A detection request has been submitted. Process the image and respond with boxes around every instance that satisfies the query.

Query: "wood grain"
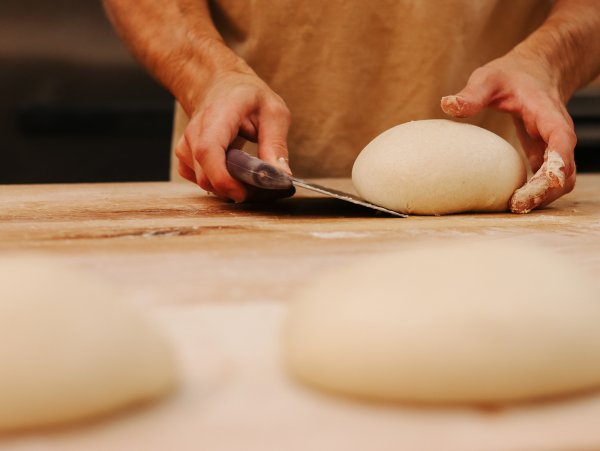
[1,176,600,450]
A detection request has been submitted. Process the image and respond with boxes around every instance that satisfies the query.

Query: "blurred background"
[1,0,599,184]
[0,0,173,184]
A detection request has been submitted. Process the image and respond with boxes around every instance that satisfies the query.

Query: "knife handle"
[226,148,293,190]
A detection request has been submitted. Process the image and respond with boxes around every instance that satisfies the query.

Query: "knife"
[225,148,406,217]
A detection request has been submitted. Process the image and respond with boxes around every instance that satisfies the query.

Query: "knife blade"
[226,149,407,218]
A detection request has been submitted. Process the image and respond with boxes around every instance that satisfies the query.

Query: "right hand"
[176,71,292,203]
[441,52,577,214]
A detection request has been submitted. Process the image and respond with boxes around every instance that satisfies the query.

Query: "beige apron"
[171,0,551,181]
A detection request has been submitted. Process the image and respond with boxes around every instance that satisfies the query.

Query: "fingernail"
[442,95,464,106]
[510,199,532,214]
[229,191,245,204]
[510,186,543,214]
[277,157,292,174]
[440,95,466,117]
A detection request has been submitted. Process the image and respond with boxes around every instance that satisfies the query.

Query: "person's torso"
[175,0,552,178]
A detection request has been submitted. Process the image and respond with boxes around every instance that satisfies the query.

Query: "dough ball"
[284,241,600,404]
[351,120,527,215]
[0,256,177,431]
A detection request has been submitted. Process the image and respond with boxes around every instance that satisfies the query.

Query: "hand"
[441,52,577,213]
[176,70,292,203]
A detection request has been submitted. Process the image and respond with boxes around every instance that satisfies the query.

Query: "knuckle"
[195,171,213,192]
[177,165,188,177]
[190,142,211,163]
[202,103,217,117]
[268,140,288,154]
[183,123,210,157]
[175,136,191,161]
[470,66,498,85]
[280,107,292,123]
[211,176,244,202]
[470,66,490,79]
[178,166,195,183]
[565,127,577,146]
[263,99,290,118]
[198,180,212,192]
[174,146,186,160]
[211,177,233,194]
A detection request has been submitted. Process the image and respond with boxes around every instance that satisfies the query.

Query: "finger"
[441,68,499,118]
[539,172,576,207]
[516,99,576,176]
[257,102,292,174]
[512,117,545,172]
[194,164,215,194]
[192,145,246,202]
[186,111,248,203]
[535,112,577,180]
[509,99,577,213]
[175,134,215,193]
[177,161,196,183]
[230,136,247,151]
[509,150,575,214]
[535,171,576,209]
[510,166,576,213]
[174,136,194,168]
[239,117,259,142]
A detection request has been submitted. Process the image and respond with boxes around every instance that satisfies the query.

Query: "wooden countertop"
[2,176,600,451]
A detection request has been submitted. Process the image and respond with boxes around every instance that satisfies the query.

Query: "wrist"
[166,37,254,115]
[506,44,564,98]
[512,38,575,103]
[509,1,600,102]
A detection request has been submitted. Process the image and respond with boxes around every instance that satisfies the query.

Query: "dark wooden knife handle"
[226,148,293,190]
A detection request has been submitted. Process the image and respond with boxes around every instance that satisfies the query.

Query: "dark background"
[1,1,599,184]
[0,0,173,184]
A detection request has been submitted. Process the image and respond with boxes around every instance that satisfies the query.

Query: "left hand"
[441,52,577,213]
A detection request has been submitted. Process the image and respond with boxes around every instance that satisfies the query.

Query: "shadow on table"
[224,197,402,219]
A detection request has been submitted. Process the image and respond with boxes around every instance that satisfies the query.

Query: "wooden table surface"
[2,176,600,451]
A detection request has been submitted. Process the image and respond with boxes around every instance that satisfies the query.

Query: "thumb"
[258,105,293,175]
[441,69,498,118]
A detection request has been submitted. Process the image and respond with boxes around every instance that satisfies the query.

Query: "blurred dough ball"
[284,240,600,404]
[352,119,527,215]
[0,256,177,431]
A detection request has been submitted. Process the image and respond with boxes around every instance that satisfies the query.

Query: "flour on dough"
[0,257,177,431]
[352,120,527,215]
[284,240,600,404]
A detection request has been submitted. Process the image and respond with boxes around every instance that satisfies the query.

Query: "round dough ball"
[352,120,527,215]
[0,257,177,431]
[284,241,600,404]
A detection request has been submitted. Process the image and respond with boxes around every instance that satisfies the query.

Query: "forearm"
[512,0,600,101]
[103,0,250,115]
